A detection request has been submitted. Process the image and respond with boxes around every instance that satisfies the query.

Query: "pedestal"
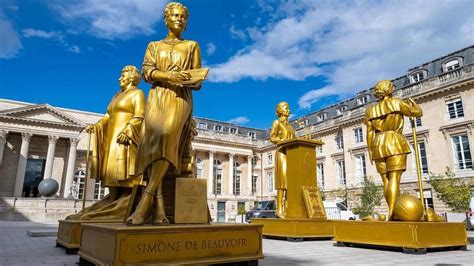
[56,219,122,254]
[251,218,333,240]
[78,223,263,265]
[333,220,468,253]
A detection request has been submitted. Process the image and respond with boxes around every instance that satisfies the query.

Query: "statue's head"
[374,80,394,99]
[164,2,189,34]
[119,65,140,89]
[276,101,290,117]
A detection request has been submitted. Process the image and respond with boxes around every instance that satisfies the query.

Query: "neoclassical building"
[0,45,473,222]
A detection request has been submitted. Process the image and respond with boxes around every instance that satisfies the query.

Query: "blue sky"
[0,0,473,129]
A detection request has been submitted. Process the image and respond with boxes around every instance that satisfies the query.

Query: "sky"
[0,0,473,129]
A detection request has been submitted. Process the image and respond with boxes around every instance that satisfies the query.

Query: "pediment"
[0,104,86,128]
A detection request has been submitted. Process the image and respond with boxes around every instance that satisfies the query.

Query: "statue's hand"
[117,132,131,145]
[167,70,191,84]
[84,124,94,134]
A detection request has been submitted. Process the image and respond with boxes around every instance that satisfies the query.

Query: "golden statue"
[67,65,145,220]
[269,101,296,218]
[126,2,207,225]
[365,80,422,221]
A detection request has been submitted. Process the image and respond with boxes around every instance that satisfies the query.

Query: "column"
[247,155,253,195]
[228,153,234,195]
[14,132,33,196]
[208,151,214,195]
[63,138,79,198]
[43,135,59,180]
[0,130,8,167]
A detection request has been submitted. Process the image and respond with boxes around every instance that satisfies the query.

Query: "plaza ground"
[0,221,473,265]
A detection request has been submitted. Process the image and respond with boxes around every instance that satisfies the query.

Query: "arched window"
[213,159,223,195]
[336,105,348,116]
[233,162,241,196]
[317,113,327,122]
[410,70,426,83]
[214,125,223,132]
[444,58,462,72]
[248,131,256,139]
[196,156,203,178]
[229,127,238,134]
[72,169,86,199]
[197,122,208,129]
[357,95,369,105]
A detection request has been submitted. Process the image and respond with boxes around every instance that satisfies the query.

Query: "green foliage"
[429,168,471,212]
[352,177,383,218]
[237,204,246,215]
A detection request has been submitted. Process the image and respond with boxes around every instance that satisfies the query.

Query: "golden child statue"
[269,101,296,218]
[67,65,145,220]
[126,2,206,225]
[365,80,422,221]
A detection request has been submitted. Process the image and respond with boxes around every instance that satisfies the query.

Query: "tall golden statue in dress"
[67,65,145,220]
[126,2,206,225]
[365,80,422,221]
[270,101,296,218]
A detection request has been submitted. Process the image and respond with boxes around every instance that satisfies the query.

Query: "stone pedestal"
[56,219,122,254]
[78,223,263,265]
[333,220,468,254]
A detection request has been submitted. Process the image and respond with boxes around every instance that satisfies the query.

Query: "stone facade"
[0,46,473,222]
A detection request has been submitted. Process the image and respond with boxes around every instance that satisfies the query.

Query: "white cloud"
[50,0,168,40]
[229,24,247,40]
[22,28,81,53]
[228,116,250,125]
[0,17,22,59]
[206,42,216,56]
[211,0,474,109]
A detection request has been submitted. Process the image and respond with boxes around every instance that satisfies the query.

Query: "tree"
[352,177,383,218]
[429,168,471,212]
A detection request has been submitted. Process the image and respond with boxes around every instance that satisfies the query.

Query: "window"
[267,172,274,192]
[267,153,273,165]
[411,71,425,83]
[335,134,344,150]
[317,163,325,189]
[337,160,346,186]
[229,127,238,134]
[233,162,241,196]
[197,122,207,129]
[354,127,363,143]
[446,98,464,119]
[252,175,258,194]
[355,155,367,183]
[451,134,472,170]
[214,125,223,132]
[357,95,369,105]
[336,106,348,115]
[417,189,434,209]
[251,156,258,167]
[196,156,203,178]
[94,180,106,200]
[445,59,460,72]
[411,141,429,174]
[316,145,323,154]
[213,159,223,195]
[73,169,86,199]
[248,132,256,139]
[317,113,327,122]
[415,117,422,127]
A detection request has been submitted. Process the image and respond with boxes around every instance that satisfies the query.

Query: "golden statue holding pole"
[66,65,145,220]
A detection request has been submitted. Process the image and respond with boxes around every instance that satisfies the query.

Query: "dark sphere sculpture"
[38,178,59,197]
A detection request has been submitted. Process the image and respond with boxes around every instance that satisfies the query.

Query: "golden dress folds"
[137,40,201,175]
[270,120,295,190]
[91,89,145,187]
[365,97,422,173]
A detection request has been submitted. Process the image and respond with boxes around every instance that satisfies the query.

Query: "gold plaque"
[302,186,327,220]
[174,178,208,224]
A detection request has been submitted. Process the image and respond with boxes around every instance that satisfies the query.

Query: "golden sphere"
[393,195,424,222]
[378,214,386,221]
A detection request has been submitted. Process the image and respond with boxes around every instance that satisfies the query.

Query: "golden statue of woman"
[126,2,204,225]
[269,101,296,218]
[67,65,145,220]
[365,80,422,221]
